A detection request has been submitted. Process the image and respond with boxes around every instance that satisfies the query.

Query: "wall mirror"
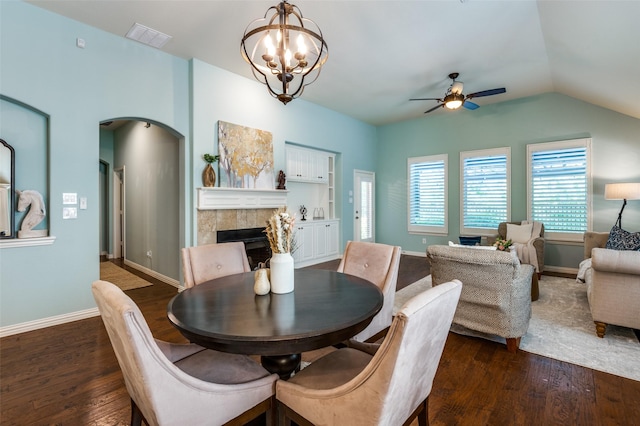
[0,139,15,239]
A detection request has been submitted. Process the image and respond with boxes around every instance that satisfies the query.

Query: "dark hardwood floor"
[1,255,638,425]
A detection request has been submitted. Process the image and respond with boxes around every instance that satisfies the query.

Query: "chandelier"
[241,1,328,105]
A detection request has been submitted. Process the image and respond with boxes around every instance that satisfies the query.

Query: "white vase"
[270,252,294,294]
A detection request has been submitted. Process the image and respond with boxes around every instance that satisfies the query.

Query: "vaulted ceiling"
[27,1,640,126]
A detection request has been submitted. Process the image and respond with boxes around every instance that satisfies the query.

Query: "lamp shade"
[604,183,640,200]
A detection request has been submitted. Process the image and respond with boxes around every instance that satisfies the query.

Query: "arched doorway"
[99,119,184,284]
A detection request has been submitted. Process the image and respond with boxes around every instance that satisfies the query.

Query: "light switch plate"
[63,193,77,205]
[63,207,77,219]
[80,197,87,210]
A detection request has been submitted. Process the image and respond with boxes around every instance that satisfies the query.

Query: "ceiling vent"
[125,23,172,49]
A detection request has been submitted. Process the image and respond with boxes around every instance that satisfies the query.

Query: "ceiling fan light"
[444,93,464,109]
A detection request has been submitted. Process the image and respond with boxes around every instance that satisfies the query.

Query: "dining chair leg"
[130,398,144,426]
[419,397,429,426]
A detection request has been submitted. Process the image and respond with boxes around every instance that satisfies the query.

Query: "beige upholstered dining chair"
[337,241,401,342]
[181,241,251,288]
[276,280,462,426]
[92,280,277,426]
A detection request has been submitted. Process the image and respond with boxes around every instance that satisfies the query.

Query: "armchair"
[582,231,640,337]
[498,221,545,278]
[427,245,534,352]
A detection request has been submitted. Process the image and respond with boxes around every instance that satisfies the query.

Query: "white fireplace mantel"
[197,187,288,210]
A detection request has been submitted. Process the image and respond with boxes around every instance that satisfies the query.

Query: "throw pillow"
[605,225,640,251]
[507,223,533,244]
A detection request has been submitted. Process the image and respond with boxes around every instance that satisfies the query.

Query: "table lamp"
[604,182,640,227]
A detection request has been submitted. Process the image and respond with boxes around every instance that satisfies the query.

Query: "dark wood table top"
[167,269,383,356]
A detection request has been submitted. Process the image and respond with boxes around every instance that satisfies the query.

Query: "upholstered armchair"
[337,241,402,342]
[92,280,277,426]
[497,221,545,278]
[276,280,462,426]
[582,231,640,337]
[427,245,534,352]
[181,241,251,288]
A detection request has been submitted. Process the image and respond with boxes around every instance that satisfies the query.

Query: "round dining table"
[167,268,383,379]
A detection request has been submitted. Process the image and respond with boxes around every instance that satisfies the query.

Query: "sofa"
[582,231,640,338]
[426,245,534,352]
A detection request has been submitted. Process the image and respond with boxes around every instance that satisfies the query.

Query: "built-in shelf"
[197,187,288,210]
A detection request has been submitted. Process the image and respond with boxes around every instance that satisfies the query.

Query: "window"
[460,148,511,235]
[408,154,447,234]
[527,138,591,242]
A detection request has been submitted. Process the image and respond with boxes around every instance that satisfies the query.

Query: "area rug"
[100,262,152,291]
[394,275,640,381]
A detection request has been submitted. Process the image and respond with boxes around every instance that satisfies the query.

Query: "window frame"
[407,154,448,235]
[459,147,511,236]
[526,138,592,243]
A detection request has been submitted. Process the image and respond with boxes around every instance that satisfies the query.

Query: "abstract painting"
[217,121,274,189]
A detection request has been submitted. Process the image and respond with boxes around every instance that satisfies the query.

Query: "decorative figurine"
[276,170,286,190]
[299,205,307,221]
[16,189,48,238]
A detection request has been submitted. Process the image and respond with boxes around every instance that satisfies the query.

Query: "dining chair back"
[337,241,401,341]
[181,241,251,288]
[92,280,277,426]
[276,280,462,426]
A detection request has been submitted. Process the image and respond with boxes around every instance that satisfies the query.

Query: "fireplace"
[217,227,271,270]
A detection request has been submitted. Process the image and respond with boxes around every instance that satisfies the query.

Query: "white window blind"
[408,155,447,234]
[460,148,510,234]
[527,138,591,241]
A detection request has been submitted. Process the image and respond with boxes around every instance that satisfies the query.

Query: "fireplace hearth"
[217,227,270,270]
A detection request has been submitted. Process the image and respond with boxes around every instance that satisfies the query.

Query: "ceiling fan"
[410,72,506,114]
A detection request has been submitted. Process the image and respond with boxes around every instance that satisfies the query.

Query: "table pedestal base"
[261,353,301,379]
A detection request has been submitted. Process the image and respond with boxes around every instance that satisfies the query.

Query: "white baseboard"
[402,250,427,257]
[123,259,181,289]
[0,307,100,338]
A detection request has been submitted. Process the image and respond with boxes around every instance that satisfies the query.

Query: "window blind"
[462,154,508,229]
[530,146,588,233]
[408,156,446,233]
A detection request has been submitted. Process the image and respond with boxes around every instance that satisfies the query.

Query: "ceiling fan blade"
[424,104,444,114]
[410,97,443,102]
[463,101,479,110]
[466,88,506,99]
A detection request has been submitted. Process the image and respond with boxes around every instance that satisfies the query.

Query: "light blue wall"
[2,1,638,330]
[0,1,190,327]
[376,93,640,269]
[0,2,377,329]
[189,59,378,247]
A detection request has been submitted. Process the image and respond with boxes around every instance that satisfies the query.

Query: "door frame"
[113,166,125,259]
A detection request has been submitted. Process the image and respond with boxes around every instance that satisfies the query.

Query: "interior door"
[354,170,375,243]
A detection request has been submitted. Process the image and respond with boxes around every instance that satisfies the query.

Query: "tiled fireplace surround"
[197,208,276,246]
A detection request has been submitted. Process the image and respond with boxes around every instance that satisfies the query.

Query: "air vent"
[125,23,172,49]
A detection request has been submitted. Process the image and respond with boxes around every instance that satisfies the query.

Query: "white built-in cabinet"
[286,146,331,184]
[292,219,340,268]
